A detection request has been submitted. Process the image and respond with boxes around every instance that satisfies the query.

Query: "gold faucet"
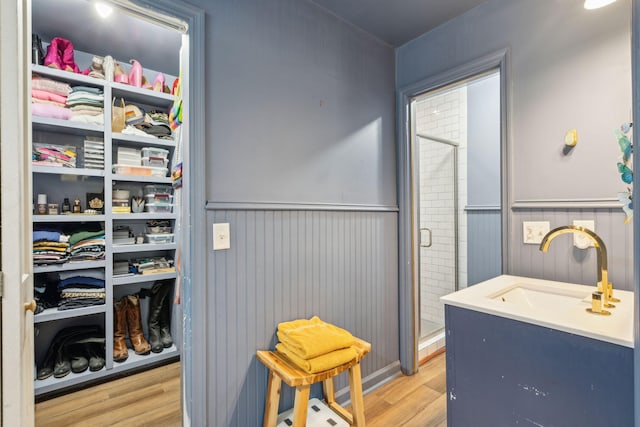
[539,225,618,310]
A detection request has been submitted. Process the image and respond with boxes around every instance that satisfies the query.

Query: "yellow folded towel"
[277,316,355,360]
[276,343,358,374]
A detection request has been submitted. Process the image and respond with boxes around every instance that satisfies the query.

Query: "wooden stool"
[257,337,371,427]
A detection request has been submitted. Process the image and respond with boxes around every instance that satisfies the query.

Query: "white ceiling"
[310,0,488,47]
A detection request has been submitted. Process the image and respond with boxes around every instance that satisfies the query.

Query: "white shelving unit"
[31,63,181,396]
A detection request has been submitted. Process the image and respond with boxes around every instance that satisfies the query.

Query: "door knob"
[24,300,37,312]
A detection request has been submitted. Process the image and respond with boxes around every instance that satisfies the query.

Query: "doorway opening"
[411,69,503,361]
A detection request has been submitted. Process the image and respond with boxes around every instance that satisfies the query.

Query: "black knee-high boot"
[148,281,172,353]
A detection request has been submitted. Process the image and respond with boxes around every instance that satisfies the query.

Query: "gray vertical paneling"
[467,210,502,285]
[510,209,633,291]
[206,209,399,426]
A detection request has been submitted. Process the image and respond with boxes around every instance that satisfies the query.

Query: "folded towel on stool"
[277,316,355,360]
[276,343,358,374]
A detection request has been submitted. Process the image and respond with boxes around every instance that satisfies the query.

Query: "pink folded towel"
[32,103,72,120]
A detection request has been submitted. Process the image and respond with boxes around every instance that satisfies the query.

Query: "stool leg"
[323,378,335,406]
[263,371,282,427]
[348,364,366,426]
[292,384,310,427]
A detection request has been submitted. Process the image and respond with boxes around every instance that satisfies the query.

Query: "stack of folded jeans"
[37,325,105,379]
[275,316,359,373]
[57,268,105,310]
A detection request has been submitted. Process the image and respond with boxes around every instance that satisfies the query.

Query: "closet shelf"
[32,165,105,177]
[34,347,179,395]
[35,365,108,395]
[33,116,104,136]
[32,64,106,87]
[33,214,106,223]
[112,133,175,148]
[111,81,175,108]
[34,260,106,274]
[34,305,106,324]
[112,243,177,253]
[111,174,172,184]
[112,213,177,221]
[112,271,177,286]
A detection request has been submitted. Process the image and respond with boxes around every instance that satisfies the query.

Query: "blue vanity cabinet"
[444,305,633,427]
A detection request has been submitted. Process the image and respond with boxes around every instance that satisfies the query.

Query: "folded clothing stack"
[57,268,105,310]
[275,316,358,373]
[67,85,104,125]
[31,75,72,120]
[33,229,70,265]
[32,142,77,168]
[67,229,105,262]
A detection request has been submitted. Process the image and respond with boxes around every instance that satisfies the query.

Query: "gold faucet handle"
[586,292,611,316]
[607,283,620,303]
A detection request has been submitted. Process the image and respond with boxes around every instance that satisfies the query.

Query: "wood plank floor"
[35,353,446,426]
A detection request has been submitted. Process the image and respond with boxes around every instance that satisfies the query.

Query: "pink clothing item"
[32,103,72,120]
[31,98,66,108]
[32,89,67,104]
[31,76,72,96]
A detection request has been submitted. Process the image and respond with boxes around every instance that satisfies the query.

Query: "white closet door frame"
[0,0,34,425]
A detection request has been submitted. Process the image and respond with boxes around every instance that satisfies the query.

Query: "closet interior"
[30,0,187,398]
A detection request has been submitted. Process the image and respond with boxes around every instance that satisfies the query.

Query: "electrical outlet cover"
[522,221,551,244]
[213,223,231,250]
[572,220,595,249]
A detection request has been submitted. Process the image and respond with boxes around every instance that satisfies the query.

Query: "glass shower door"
[418,135,458,340]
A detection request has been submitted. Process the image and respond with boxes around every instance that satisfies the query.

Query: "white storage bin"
[141,147,169,159]
[145,193,173,204]
[146,225,173,234]
[145,202,173,213]
[144,184,173,195]
[142,156,169,167]
[145,233,175,244]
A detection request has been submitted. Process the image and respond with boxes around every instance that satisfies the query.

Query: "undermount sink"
[490,283,591,313]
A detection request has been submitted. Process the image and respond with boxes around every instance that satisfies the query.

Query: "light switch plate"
[572,220,595,249]
[213,223,231,250]
[522,221,550,244]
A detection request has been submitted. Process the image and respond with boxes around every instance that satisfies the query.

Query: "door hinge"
[0,271,3,298]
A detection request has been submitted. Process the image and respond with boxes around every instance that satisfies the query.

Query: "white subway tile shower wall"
[416,87,468,333]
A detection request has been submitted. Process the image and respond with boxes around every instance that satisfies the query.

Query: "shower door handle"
[420,228,432,248]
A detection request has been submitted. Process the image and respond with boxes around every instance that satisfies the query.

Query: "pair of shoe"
[113,294,151,362]
[43,37,81,73]
[148,281,174,353]
[37,326,105,380]
[114,59,165,92]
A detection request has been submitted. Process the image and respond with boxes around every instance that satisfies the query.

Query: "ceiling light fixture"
[95,1,113,18]
[584,0,617,10]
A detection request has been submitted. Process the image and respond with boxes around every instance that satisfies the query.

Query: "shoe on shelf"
[126,294,151,355]
[148,281,172,353]
[114,62,129,84]
[113,296,129,362]
[152,72,165,92]
[128,59,143,87]
[103,55,114,81]
[87,342,106,371]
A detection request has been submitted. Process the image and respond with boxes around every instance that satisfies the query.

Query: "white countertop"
[441,274,634,348]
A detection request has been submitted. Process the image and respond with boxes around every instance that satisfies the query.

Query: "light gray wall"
[187,0,398,425]
[467,73,500,207]
[398,0,631,202]
[203,0,396,207]
[397,0,633,289]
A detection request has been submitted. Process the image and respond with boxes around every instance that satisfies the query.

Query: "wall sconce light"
[584,0,617,10]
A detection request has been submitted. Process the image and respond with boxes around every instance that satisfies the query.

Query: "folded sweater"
[277,316,355,360]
